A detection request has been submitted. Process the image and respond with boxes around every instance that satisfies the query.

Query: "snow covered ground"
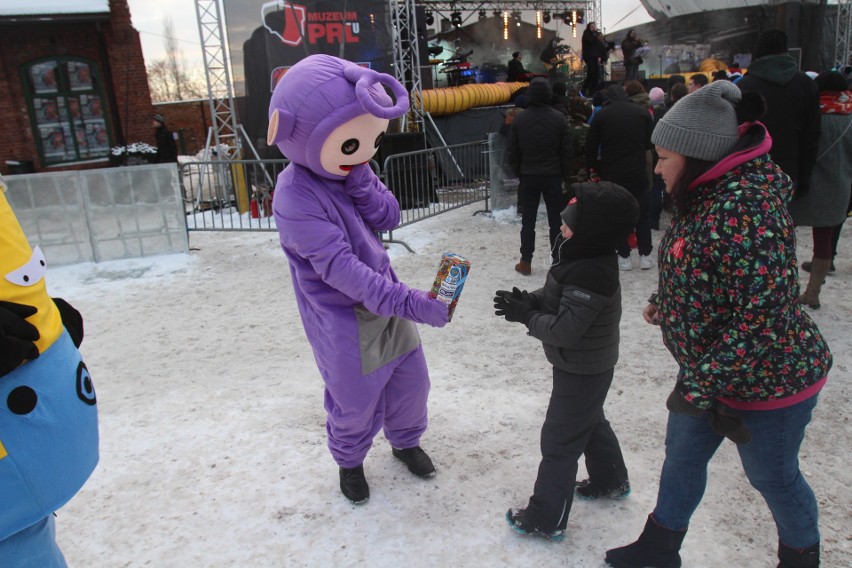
[47,203,850,567]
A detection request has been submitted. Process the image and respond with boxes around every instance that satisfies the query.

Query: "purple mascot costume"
[267,54,449,504]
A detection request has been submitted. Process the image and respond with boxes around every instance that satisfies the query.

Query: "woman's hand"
[643,303,660,325]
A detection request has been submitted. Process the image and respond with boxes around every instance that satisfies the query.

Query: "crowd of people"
[496,27,849,568]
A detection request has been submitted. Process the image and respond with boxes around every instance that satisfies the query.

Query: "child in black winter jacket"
[494,181,640,540]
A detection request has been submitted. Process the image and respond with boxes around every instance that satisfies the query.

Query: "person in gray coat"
[788,71,852,309]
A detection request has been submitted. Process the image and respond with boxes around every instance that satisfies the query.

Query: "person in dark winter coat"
[507,51,527,82]
[153,114,178,163]
[585,84,654,270]
[788,71,852,309]
[507,77,574,276]
[495,181,639,542]
[581,22,610,95]
[737,29,820,197]
[605,80,831,568]
[620,29,643,82]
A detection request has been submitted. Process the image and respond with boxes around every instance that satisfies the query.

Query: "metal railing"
[180,159,288,231]
[179,140,492,250]
[381,140,491,251]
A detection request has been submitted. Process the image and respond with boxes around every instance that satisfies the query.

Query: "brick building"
[0,0,154,174]
[153,99,213,158]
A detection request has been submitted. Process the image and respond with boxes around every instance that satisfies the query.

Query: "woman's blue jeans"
[653,395,820,548]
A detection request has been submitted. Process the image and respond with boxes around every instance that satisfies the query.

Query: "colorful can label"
[429,252,471,321]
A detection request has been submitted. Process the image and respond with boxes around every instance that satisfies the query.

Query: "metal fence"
[179,141,492,253]
[180,159,288,231]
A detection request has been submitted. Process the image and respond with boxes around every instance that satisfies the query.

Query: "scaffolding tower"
[195,0,241,159]
[837,0,852,71]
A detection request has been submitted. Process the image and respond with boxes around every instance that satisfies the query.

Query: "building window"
[23,58,111,166]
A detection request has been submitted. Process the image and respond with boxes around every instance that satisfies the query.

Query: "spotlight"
[493,10,501,18]
[479,10,487,21]
[451,11,462,28]
[543,11,551,24]
[511,10,521,22]
[563,12,571,25]
[425,11,434,26]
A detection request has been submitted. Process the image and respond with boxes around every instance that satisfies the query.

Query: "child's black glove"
[494,287,536,324]
[53,297,84,348]
[0,300,40,376]
[666,388,751,444]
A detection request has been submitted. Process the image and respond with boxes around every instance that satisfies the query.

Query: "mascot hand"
[343,163,376,201]
[0,300,40,376]
[53,297,84,348]
[408,290,449,328]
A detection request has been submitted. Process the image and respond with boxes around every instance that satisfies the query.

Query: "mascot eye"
[76,361,96,406]
[341,138,360,155]
[374,132,384,148]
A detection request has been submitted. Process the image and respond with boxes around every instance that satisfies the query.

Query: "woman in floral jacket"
[605,81,831,568]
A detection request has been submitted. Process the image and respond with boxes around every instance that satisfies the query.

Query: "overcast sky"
[127,0,654,73]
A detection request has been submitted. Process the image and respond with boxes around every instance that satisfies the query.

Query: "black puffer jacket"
[526,182,639,374]
[507,79,574,177]
[737,54,820,188]
[585,85,653,189]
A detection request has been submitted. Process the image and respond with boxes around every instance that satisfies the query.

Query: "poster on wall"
[33,97,66,125]
[30,62,59,94]
[39,125,74,160]
[67,61,94,91]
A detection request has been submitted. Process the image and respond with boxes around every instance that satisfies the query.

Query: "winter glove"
[666,389,752,444]
[53,297,84,348]
[407,290,449,328]
[493,288,537,324]
[495,287,539,309]
[707,404,752,445]
[665,388,704,417]
[0,300,40,376]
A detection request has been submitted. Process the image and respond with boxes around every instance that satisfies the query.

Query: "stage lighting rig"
[451,11,462,27]
[479,10,487,21]
[425,11,434,26]
[511,10,521,27]
[542,11,551,24]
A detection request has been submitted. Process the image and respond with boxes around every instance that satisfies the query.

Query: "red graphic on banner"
[262,1,360,47]
[281,3,306,46]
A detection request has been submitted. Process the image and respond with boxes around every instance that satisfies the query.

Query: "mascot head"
[267,54,409,180]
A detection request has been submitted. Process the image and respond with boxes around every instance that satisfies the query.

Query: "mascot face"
[319,113,389,177]
[267,54,409,180]
[0,188,62,352]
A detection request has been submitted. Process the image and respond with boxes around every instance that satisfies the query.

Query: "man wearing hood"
[507,77,574,276]
[737,29,820,197]
[585,84,654,270]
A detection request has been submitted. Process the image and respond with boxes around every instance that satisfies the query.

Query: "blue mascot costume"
[0,175,99,567]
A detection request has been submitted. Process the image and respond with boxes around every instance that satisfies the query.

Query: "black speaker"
[378,132,436,209]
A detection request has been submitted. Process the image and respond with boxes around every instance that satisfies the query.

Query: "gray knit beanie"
[651,80,741,161]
